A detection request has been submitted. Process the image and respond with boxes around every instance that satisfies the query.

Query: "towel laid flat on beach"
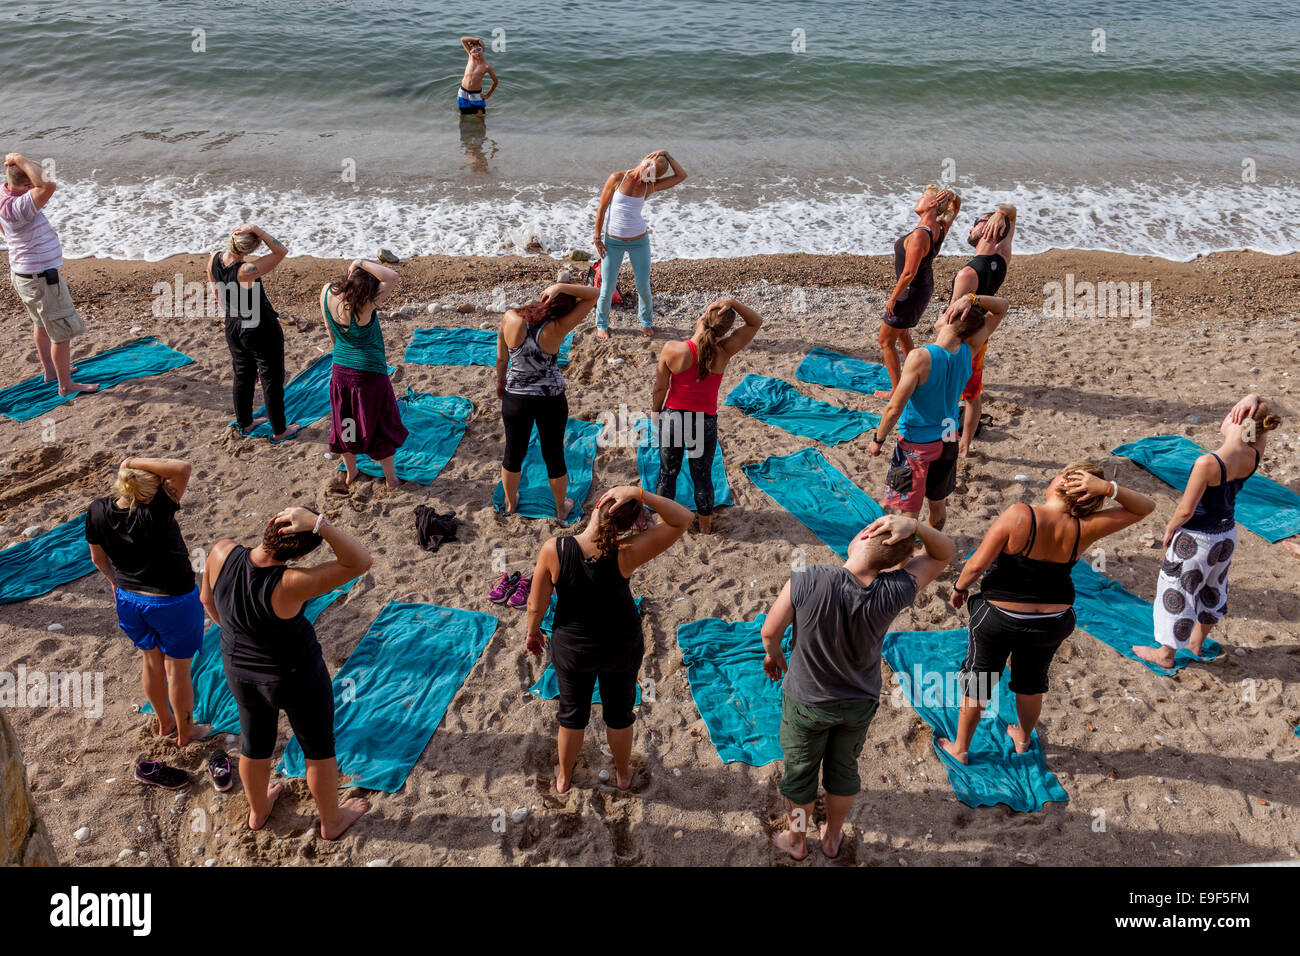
[742,448,884,558]
[724,373,879,445]
[882,627,1069,812]
[528,594,645,705]
[238,355,395,440]
[633,416,733,510]
[278,602,498,792]
[1113,435,1300,542]
[492,417,601,525]
[675,615,792,766]
[1071,560,1222,674]
[142,578,359,733]
[0,515,96,604]
[795,346,893,397]
[0,336,195,423]
[338,390,472,485]
[404,327,574,367]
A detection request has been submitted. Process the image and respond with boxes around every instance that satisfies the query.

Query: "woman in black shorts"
[938,462,1154,764]
[525,484,692,793]
[200,507,372,839]
[496,281,599,520]
[877,185,960,397]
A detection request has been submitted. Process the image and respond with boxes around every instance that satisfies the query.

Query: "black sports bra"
[978,505,1081,606]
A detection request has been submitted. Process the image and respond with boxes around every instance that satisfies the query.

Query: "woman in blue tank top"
[1137,394,1282,669]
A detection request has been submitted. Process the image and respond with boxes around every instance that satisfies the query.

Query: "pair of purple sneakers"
[489,571,531,608]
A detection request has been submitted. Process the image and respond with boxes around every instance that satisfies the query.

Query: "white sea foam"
[9,176,1298,263]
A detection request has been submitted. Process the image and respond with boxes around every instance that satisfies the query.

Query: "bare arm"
[525,539,559,655]
[270,509,373,616]
[1067,471,1157,548]
[122,456,191,501]
[613,488,693,574]
[958,293,1010,352]
[87,543,116,588]
[649,150,687,192]
[760,581,794,681]
[234,225,288,282]
[717,298,763,357]
[593,172,620,252]
[356,259,399,306]
[953,508,1019,594]
[904,520,956,589]
[460,36,482,53]
[650,344,677,414]
[545,282,600,336]
[873,348,928,444]
[1164,457,1215,546]
[485,64,498,97]
[496,322,510,398]
[3,153,55,209]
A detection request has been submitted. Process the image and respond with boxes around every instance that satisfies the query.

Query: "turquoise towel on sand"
[528,594,644,704]
[675,615,792,766]
[0,515,96,604]
[404,326,574,367]
[492,417,601,526]
[796,346,893,397]
[142,577,359,732]
[1071,561,1222,674]
[882,627,1069,812]
[0,336,194,422]
[633,416,733,510]
[278,602,498,792]
[1113,435,1300,542]
[338,390,472,485]
[237,355,395,441]
[724,373,879,445]
[742,448,884,558]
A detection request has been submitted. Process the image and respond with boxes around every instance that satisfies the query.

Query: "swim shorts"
[883,437,959,513]
[457,87,485,114]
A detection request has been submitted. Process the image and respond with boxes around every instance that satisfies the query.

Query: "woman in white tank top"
[591,149,687,339]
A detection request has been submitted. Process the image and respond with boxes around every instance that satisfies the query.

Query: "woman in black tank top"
[200,506,373,839]
[525,485,693,794]
[937,462,1155,767]
[208,223,299,441]
[877,185,960,398]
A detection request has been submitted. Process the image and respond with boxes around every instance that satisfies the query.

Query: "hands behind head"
[1228,394,1260,426]
[939,298,972,327]
[864,513,919,545]
[596,485,641,514]
[3,153,22,167]
[231,223,258,236]
[706,297,736,314]
[1062,470,1107,502]
[271,506,319,535]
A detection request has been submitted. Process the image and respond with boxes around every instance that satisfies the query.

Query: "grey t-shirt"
[782,565,918,707]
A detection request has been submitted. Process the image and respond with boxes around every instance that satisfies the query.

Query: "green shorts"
[778,692,878,805]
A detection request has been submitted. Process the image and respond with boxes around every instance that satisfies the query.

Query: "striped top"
[0,186,63,272]
[324,296,388,374]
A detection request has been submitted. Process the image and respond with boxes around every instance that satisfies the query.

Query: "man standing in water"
[457,35,498,116]
[1,152,98,396]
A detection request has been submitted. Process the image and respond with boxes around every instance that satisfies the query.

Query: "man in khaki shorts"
[2,152,97,395]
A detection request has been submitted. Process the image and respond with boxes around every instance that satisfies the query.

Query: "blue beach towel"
[528,594,645,704]
[0,515,96,604]
[278,602,498,792]
[742,448,884,558]
[1071,561,1222,674]
[405,326,574,367]
[675,615,792,766]
[795,346,893,397]
[0,336,195,422]
[143,577,360,733]
[338,390,472,485]
[633,416,733,510]
[724,373,879,445]
[882,627,1069,812]
[492,417,601,525]
[1113,435,1300,542]
[236,355,395,440]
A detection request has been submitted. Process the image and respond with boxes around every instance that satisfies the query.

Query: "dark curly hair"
[261,520,323,562]
[329,268,381,318]
[514,292,577,326]
[588,497,643,558]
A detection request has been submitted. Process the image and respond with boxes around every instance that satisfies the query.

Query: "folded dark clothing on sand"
[415,505,459,552]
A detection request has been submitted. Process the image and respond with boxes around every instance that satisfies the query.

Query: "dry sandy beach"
[1,249,1298,867]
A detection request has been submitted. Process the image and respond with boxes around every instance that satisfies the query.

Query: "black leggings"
[226,317,286,434]
[551,631,642,730]
[502,391,568,478]
[228,650,335,761]
[657,409,719,515]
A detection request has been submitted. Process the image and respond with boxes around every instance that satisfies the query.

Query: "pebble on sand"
[74,826,90,842]
[47,623,64,631]
[366,859,390,867]
[23,525,43,537]
[204,859,217,867]
[598,769,611,782]
[116,849,132,861]
[512,808,528,823]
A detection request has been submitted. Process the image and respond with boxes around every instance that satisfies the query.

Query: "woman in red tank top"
[650,297,763,533]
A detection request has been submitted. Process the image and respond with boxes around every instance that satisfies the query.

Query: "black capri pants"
[959,593,1077,702]
[502,391,568,478]
[550,630,643,731]
[228,648,336,761]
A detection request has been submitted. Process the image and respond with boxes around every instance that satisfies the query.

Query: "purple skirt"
[328,364,408,460]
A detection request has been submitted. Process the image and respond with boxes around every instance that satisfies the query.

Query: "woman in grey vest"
[495,282,599,520]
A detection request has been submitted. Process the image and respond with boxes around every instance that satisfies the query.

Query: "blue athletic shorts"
[115,587,205,659]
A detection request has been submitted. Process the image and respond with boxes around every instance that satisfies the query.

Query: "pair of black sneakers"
[134,750,234,792]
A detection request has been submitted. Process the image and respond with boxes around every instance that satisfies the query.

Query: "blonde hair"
[696,305,737,380]
[228,231,262,257]
[1056,459,1106,517]
[114,467,162,512]
[1249,401,1282,435]
[923,183,955,217]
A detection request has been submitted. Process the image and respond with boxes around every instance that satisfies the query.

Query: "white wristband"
[313,514,327,534]
[1107,481,1119,500]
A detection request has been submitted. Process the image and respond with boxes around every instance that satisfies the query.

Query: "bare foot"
[1134,645,1176,668]
[385,477,402,490]
[177,723,213,747]
[321,796,371,840]
[554,763,572,794]
[271,423,301,442]
[958,444,972,459]
[1005,723,1031,754]
[238,416,269,436]
[697,516,713,535]
[557,497,574,520]
[43,365,78,383]
[641,326,654,338]
[822,830,844,859]
[596,329,610,340]
[1283,541,1300,559]
[771,828,810,861]
[615,765,633,791]
[154,716,177,738]
[937,737,970,765]
[248,782,284,830]
[58,381,99,397]
[872,389,893,401]
[327,474,351,496]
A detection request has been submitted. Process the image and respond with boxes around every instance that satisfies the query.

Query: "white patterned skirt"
[1153,525,1236,649]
